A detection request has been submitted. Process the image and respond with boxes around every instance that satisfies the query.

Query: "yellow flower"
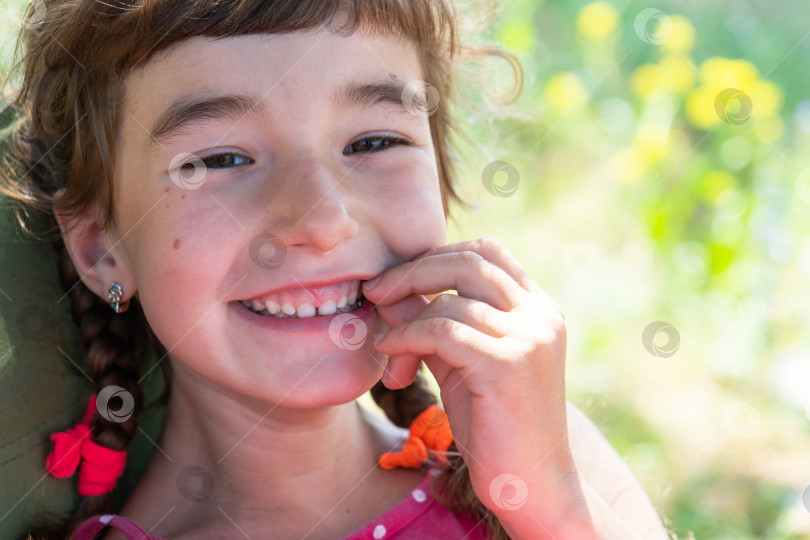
[685,87,719,129]
[633,124,670,166]
[701,171,737,202]
[658,55,696,94]
[748,80,783,119]
[577,2,619,40]
[631,64,662,98]
[700,57,759,91]
[632,56,695,98]
[543,73,587,113]
[661,15,695,52]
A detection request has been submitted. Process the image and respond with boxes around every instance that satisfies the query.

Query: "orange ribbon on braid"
[379,404,454,469]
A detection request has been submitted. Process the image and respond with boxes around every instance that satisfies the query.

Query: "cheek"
[371,162,447,257]
[122,199,237,346]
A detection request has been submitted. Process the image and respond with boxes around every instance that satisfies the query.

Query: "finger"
[372,294,427,389]
[381,294,510,389]
[372,293,428,328]
[413,237,543,295]
[362,251,525,312]
[374,316,502,377]
[381,353,422,390]
[410,293,511,339]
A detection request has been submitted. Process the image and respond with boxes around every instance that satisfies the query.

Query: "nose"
[265,155,359,253]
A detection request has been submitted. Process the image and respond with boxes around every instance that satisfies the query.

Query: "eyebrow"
[145,80,413,154]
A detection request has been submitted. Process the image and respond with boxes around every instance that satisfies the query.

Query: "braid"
[370,370,510,540]
[46,240,146,538]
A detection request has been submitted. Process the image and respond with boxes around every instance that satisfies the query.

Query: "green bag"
[0,104,166,538]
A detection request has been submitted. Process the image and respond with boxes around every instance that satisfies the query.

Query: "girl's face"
[109,30,446,406]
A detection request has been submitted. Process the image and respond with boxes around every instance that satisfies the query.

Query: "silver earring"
[107,282,130,313]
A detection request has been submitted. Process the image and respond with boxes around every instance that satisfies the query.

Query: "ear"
[53,189,137,304]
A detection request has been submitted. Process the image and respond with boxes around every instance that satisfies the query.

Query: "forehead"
[122,30,424,126]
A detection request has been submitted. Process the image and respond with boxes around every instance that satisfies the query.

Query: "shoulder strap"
[72,514,167,540]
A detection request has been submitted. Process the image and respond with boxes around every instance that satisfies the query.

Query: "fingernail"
[382,364,389,382]
[364,276,381,290]
[373,332,386,345]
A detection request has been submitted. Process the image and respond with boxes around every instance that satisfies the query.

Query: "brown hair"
[1,1,522,538]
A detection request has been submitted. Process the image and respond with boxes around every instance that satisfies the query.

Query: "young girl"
[1,1,670,539]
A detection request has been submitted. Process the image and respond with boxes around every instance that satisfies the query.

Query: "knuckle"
[429,293,455,309]
[425,317,455,338]
[457,250,485,264]
[474,236,501,252]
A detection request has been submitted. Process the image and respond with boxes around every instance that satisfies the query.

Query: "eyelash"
[344,136,411,155]
[186,136,410,170]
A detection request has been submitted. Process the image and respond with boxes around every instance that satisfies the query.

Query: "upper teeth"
[240,280,362,318]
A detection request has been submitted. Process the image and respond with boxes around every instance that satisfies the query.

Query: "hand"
[362,237,598,539]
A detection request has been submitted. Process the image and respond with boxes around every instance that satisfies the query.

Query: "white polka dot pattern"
[99,515,114,524]
[411,488,427,503]
[373,523,387,539]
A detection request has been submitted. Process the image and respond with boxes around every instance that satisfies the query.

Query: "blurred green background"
[2,1,810,539]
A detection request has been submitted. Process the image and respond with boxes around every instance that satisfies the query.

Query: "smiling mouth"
[238,291,367,319]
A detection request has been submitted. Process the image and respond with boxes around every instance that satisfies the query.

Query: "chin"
[263,355,386,409]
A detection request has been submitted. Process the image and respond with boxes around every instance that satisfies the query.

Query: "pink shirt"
[73,468,488,539]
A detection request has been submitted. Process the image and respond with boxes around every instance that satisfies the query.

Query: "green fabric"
[0,104,167,538]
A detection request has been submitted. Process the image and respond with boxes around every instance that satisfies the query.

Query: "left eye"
[344,136,410,155]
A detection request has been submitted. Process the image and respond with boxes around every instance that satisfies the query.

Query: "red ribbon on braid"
[379,404,453,470]
[45,394,127,496]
